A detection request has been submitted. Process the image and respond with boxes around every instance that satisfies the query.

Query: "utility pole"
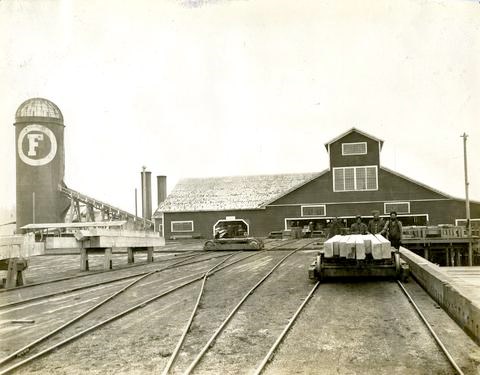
[461,133,472,266]
[134,188,138,217]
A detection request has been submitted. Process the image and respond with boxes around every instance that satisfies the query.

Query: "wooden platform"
[400,248,480,345]
[75,229,165,271]
[0,233,45,288]
[402,237,477,266]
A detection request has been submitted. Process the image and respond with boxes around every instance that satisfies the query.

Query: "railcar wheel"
[204,241,217,251]
[315,253,323,282]
[394,251,401,279]
[248,239,261,250]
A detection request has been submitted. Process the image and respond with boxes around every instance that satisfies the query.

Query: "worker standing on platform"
[382,211,403,250]
[368,210,386,234]
[350,215,368,234]
[306,221,315,238]
[327,217,343,238]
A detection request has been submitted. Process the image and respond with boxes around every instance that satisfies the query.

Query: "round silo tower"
[14,98,70,231]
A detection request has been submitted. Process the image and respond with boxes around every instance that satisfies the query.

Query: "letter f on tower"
[27,133,44,156]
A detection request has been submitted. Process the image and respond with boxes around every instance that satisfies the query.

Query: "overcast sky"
[1,0,479,217]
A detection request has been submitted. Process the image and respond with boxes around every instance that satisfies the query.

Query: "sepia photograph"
[0,0,479,373]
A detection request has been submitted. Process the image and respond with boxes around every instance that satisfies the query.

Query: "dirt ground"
[1,245,479,374]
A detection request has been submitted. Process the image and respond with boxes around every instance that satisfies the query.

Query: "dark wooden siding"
[329,131,380,169]
[271,168,449,205]
[161,200,480,238]
[163,209,274,239]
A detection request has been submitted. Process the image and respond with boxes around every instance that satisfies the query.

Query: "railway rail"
[0,251,200,294]
[162,240,315,374]
[0,252,229,309]
[397,280,464,375]
[0,240,298,374]
[3,238,462,374]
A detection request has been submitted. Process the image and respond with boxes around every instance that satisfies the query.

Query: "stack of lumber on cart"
[323,234,392,260]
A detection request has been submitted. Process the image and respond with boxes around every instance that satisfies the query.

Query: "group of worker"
[328,210,403,249]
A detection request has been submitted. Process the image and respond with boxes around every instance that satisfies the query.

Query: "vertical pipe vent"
[157,175,167,206]
[141,169,152,220]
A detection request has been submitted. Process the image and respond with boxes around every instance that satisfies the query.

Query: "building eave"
[324,127,384,150]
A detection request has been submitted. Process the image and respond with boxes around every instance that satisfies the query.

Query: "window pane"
[356,167,366,190]
[344,168,355,190]
[342,142,367,155]
[385,202,409,214]
[366,167,377,190]
[303,206,325,216]
[172,221,193,232]
[334,169,344,191]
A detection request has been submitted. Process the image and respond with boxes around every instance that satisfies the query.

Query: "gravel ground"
[263,279,480,375]
[1,245,478,375]
[1,252,235,370]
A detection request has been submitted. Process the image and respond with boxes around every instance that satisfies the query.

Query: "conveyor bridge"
[59,185,154,231]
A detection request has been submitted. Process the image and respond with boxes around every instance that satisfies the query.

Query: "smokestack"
[141,168,152,219]
[157,175,167,206]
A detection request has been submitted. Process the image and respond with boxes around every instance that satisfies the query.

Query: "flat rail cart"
[309,234,409,281]
[203,218,264,250]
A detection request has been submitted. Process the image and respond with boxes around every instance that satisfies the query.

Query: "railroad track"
[397,280,464,375]
[161,240,316,374]
[0,239,298,308]
[255,279,465,375]
[0,237,290,296]
[0,251,199,294]
[161,243,465,374]
[0,240,300,374]
[0,252,232,309]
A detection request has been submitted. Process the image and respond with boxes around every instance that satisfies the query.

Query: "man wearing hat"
[381,211,403,250]
[350,215,368,234]
[368,210,385,234]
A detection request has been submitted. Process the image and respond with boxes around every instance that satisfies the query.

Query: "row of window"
[301,201,410,217]
[333,165,378,192]
[171,220,194,232]
[169,202,411,232]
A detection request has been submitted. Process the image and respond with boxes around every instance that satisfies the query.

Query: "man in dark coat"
[368,210,386,234]
[381,211,403,249]
[327,217,344,238]
[350,215,368,235]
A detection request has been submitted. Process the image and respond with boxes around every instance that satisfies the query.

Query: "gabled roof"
[153,172,321,215]
[324,127,384,150]
[380,166,453,199]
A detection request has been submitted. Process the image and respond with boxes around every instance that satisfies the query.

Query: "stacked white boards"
[323,234,392,260]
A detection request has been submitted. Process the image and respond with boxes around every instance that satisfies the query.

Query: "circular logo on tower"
[18,124,58,166]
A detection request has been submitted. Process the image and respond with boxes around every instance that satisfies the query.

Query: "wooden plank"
[339,236,349,258]
[86,235,165,248]
[346,236,356,259]
[355,235,366,260]
[0,233,44,260]
[78,228,161,238]
[46,237,81,250]
[127,248,134,264]
[104,248,113,270]
[368,234,383,260]
[147,247,154,262]
[363,235,372,255]
[375,234,392,259]
[323,235,341,258]
[80,247,88,271]
[21,221,127,230]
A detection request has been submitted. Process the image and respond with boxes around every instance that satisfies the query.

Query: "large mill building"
[153,128,480,239]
